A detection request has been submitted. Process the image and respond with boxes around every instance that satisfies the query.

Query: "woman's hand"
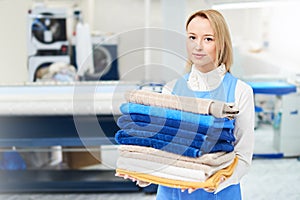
[180,175,226,194]
[136,180,151,187]
[115,172,151,187]
[180,187,214,193]
[181,188,197,194]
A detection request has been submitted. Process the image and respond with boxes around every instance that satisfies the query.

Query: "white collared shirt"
[187,63,227,91]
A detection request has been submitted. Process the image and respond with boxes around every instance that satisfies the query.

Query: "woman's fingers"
[115,173,151,187]
[188,188,196,194]
[115,173,136,182]
[180,188,196,194]
[137,180,151,187]
[220,176,226,183]
[204,187,215,192]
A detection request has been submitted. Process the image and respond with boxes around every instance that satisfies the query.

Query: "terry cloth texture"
[120,103,234,129]
[116,156,238,190]
[119,145,235,166]
[118,145,235,176]
[125,89,213,115]
[117,157,207,182]
[117,115,235,142]
[115,130,234,157]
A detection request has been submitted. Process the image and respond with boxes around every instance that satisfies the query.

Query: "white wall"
[220,8,266,78]
[268,2,300,76]
[0,0,32,84]
[220,2,300,79]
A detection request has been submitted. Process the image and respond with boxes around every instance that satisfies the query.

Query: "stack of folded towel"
[115,90,238,190]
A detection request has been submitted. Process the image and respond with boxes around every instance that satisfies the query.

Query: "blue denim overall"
[156,72,242,200]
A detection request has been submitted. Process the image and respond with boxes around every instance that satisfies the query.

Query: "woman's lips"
[192,53,206,59]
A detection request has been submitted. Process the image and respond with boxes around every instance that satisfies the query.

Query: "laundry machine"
[27,5,71,82]
[27,6,69,56]
[28,55,70,81]
[71,35,119,81]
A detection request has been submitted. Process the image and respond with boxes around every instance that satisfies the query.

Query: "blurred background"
[0,0,299,199]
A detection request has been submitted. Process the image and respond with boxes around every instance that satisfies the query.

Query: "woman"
[155,9,255,199]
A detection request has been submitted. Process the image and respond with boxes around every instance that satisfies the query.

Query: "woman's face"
[186,16,217,73]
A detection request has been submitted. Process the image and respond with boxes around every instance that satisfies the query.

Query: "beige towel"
[125,90,212,114]
[116,157,239,190]
[119,145,235,166]
[119,148,234,177]
[117,156,207,182]
[125,90,239,119]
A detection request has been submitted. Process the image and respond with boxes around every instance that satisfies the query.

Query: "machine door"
[93,46,112,76]
[83,45,119,81]
[32,13,67,44]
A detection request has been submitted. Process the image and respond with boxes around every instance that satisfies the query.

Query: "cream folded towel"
[125,90,239,119]
[119,146,235,177]
[119,145,235,166]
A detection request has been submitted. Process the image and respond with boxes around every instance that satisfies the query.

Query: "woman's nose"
[194,40,202,50]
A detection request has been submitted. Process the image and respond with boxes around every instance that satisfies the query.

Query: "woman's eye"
[204,37,214,42]
[189,36,196,40]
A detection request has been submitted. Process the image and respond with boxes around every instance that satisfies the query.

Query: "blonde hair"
[185,9,233,72]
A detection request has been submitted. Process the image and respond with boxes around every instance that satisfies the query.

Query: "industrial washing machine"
[27,6,69,57]
[27,5,71,82]
[28,55,70,82]
[71,35,119,81]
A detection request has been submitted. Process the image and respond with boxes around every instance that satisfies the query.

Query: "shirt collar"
[187,63,227,91]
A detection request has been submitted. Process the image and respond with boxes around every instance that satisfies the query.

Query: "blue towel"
[121,129,206,148]
[115,130,234,157]
[120,103,234,129]
[117,129,234,150]
[117,114,235,142]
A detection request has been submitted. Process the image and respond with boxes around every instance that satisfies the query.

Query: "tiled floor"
[241,158,300,200]
[241,123,300,200]
[0,124,299,200]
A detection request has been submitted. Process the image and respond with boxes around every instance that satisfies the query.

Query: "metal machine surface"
[0,81,136,142]
[0,81,160,192]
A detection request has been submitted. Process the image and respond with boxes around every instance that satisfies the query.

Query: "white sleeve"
[161,79,177,94]
[215,80,255,193]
